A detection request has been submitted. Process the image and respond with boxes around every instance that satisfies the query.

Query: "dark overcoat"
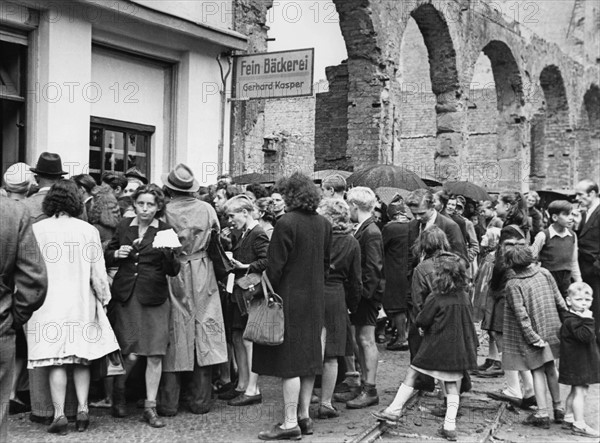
[559,311,600,386]
[382,221,410,312]
[252,210,331,378]
[576,204,600,329]
[412,289,478,372]
[354,217,384,302]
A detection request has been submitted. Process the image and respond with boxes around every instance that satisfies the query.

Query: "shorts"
[350,298,380,327]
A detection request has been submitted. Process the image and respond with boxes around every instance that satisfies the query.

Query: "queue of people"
[0,151,599,441]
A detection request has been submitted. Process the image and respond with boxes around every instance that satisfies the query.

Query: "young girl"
[503,244,567,428]
[373,252,478,441]
[559,282,600,438]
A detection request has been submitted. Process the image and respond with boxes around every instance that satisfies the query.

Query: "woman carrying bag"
[221,195,269,406]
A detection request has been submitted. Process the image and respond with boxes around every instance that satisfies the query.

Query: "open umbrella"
[375,187,411,206]
[346,165,429,191]
[443,181,491,202]
[312,169,352,183]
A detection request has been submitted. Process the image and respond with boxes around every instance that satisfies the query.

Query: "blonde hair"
[346,186,376,212]
[567,281,593,298]
[223,194,255,214]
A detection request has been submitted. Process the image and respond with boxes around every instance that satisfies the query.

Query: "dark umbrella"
[443,181,491,202]
[346,165,429,191]
[375,187,411,205]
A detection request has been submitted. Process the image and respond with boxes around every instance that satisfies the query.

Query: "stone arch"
[530,65,573,189]
[394,3,462,179]
[467,40,526,191]
[576,84,600,180]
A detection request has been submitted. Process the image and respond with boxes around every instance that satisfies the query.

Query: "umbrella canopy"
[312,169,352,182]
[346,165,429,191]
[443,181,491,202]
[375,187,411,206]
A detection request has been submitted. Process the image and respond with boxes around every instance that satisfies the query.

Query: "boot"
[143,400,165,428]
[346,383,379,409]
[111,382,127,418]
[333,385,361,402]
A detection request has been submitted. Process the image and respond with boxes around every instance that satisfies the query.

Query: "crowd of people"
[0,151,598,441]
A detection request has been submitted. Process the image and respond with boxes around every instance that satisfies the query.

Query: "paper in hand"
[153,229,182,248]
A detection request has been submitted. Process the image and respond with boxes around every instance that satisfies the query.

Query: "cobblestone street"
[8,337,599,442]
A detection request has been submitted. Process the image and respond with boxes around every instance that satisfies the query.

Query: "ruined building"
[231,0,600,192]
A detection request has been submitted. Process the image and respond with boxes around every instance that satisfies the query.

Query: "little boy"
[531,200,582,298]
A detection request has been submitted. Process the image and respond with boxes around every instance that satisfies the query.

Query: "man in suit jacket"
[345,187,384,409]
[22,152,67,222]
[406,189,468,268]
[0,197,48,440]
[575,179,600,327]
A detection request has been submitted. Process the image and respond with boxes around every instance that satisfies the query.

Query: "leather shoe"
[317,404,340,419]
[111,403,127,418]
[228,393,262,406]
[438,427,457,441]
[333,386,361,402]
[371,409,401,423]
[386,341,409,351]
[143,407,166,428]
[258,424,302,441]
[76,411,89,432]
[218,388,245,401]
[553,408,565,424]
[520,395,537,410]
[346,389,379,409]
[523,413,550,429]
[298,417,313,435]
[486,391,522,407]
[47,416,68,435]
[9,398,31,415]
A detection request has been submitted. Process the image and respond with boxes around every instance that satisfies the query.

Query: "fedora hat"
[125,166,148,184]
[29,152,67,176]
[162,164,200,193]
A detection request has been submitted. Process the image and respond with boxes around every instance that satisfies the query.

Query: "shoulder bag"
[243,272,284,346]
[233,270,263,316]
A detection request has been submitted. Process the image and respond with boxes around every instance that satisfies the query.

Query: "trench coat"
[27,215,119,362]
[162,196,228,371]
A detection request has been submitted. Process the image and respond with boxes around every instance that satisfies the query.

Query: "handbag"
[243,273,284,346]
[91,350,126,380]
[234,271,263,315]
[207,228,234,281]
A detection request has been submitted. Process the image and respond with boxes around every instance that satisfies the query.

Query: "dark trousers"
[0,335,15,441]
[158,364,213,415]
[580,260,600,340]
[549,270,571,299]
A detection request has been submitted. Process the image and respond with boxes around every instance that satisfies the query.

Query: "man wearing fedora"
[23,152,67,223]
[157,164,228,416]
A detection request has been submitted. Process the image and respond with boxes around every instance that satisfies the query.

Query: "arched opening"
[530,65,572,189]
[576,84,600,180]
[396,4,461,179]
[466,41,524,191]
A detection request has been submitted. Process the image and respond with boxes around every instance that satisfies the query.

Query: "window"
[89,117,154,183]
[1,32,28,173]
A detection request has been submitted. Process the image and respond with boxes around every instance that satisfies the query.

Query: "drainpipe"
[217,52,232,176]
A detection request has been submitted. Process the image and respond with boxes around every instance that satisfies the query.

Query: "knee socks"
[387,384,414,415]
[444,394,460,431]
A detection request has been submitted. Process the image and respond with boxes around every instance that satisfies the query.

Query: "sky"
[267,1,347,84]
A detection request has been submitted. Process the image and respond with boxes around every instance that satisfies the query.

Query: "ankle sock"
[573,420,587,429]
[444,393,459,431]
[564,413,574,423]
[388,384,414,415]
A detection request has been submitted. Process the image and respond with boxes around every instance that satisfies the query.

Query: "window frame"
[89,116,155,181]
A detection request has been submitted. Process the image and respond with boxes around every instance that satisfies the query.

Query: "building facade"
[1,0,245,184]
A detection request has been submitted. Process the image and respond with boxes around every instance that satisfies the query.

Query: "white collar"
[548,224,572,238]
[425,209,438,229]
[130,217,159,228]
[243,219,259,235]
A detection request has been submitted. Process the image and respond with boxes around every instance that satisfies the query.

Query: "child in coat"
[372,253,478,441]
[559,282,600,438]
[503,244,567,429]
